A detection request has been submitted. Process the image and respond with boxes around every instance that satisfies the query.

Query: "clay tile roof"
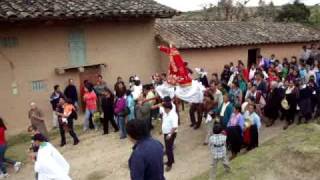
[155,20,320,49]
[0,0,179,22]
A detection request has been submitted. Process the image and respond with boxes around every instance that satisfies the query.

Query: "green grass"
[192,123,320,180]
[6,125,83,163]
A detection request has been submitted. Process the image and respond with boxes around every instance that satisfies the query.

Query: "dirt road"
[9,111,285,180]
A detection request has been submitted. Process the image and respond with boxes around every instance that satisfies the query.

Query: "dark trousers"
[164,133,177,167]
[89,114,95,129]
[247,125,259,151]
[102,116,119,134]
[189,103,203,127]
[284,109,296,124]
[59,119,79,144]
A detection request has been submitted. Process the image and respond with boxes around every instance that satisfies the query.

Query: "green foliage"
[309,5,320,27]
[276,0,311,23]
[255,0,278,22]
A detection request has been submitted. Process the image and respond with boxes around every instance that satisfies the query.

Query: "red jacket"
[242,69,249,81]
[0,127,6,145]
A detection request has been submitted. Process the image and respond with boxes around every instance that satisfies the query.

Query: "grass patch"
[6,125,83,163]
[192,123,320,180]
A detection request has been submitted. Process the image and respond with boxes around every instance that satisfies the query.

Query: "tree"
[201,3,215,21]
[309,5,320,27]
[266,1,278,20]
[256,1,278,22]
[200,0,252,21]
[276,0,311,23]
[256,0,267,20]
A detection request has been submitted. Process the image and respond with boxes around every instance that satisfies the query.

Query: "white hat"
[134,76,140,81]
[195,68,201,74]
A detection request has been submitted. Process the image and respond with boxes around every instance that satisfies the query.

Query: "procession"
[1,0,320,180]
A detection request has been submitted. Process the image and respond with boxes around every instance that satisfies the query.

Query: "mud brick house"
[0,0,178,132]
[156,20,320,75]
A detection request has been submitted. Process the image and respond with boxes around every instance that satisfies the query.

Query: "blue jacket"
[218,102,234,128]
[126,95,135,121]
[129,137,165,180]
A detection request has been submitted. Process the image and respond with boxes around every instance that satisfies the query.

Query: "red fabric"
[0,127,6,145]
[268,75,279,82]
[242,69,249,81]
[243,128,251,145]
[159,46,192,85]
[83,91,97,111]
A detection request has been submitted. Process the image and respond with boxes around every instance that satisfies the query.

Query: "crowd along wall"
[0,19,161,134]
[159,43,309,77]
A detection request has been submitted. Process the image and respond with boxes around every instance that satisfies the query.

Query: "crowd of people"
[1,43,320,180]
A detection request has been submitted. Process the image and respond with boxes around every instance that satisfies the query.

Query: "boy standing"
[209,124,231,180]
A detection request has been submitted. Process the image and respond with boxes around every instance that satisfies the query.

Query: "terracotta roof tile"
[0,0,178,22]
[155,20,320,49]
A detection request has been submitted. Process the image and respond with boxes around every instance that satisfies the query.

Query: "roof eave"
[177,40,320,50]
[0,11,180,23]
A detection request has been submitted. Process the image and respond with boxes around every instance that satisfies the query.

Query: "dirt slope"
[8,111,285,180]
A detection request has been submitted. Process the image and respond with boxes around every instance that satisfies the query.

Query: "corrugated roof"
[0,0,179,22]
[155,20,320,49]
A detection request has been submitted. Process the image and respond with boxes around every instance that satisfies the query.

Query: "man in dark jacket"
[127,120,164,180]
[64,79,79,108]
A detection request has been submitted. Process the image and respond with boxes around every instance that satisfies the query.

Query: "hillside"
[193,123,320,180]
[173,6,276,22]
[174,5,320,24]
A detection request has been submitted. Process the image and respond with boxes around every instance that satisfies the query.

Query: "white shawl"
[35,142,71,180]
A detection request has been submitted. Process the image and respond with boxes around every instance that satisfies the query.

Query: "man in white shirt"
[132,77,143,100]
[33,134,71,180]
[161,102,178,172]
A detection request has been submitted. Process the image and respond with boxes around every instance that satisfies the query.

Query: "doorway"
[248,48,260,68]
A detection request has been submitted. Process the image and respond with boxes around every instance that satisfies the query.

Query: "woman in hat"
[265,81,283,127]
[282,80,299,130]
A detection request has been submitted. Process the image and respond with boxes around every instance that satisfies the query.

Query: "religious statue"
[159,44,192,86]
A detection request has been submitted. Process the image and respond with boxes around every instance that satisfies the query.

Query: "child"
[209,124,231,180]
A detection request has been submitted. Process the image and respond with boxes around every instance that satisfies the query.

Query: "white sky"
[155,0,319,11]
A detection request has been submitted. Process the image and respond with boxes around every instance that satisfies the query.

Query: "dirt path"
[8,111,286,180]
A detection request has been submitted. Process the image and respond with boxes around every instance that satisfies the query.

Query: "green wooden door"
[69,30,86,66]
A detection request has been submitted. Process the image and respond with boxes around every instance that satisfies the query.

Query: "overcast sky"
[155,0,319,11]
